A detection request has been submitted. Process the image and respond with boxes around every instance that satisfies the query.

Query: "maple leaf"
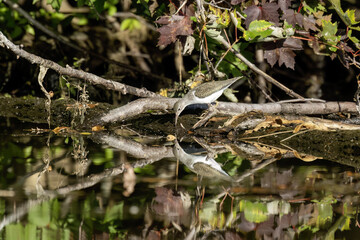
[263,38,303,69]
[282,38,304,50]
[278,0,292,12]
[281,9,303,27]
[156,15,194,46]
[262,2,280,25]
[244,5,261,28]
[244,3,280,28]
[303,15,318,31]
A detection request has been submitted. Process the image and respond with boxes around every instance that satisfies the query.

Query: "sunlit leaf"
[120,18,141,31]
[104,202,124,223]
[344,9,359,25]
[134,164,156,175]
[46,0,63,11]
[25,25,35,35]
[28,201,51,227]
[314,196,335,228]
[104,148,114,160]
[244,20,273,40]
[320,20,341,51]
[242,200,268,223]
[23,146,33,158]
[24,223,37,239]
[5,223,24,240]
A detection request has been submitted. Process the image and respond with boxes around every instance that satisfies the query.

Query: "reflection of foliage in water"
[0,134,360,238]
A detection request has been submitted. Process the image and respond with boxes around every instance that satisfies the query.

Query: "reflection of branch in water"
[0,132,174,230]
[92,133,174,161]
[0,198,46,231]
[235,157,278,183]
[0,156,159,230]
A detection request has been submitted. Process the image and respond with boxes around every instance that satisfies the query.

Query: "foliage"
[0,0,358,101]
[154,0,360,74]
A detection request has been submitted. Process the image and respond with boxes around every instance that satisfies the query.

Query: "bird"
[173,76,242,125]
[173,140,231,181]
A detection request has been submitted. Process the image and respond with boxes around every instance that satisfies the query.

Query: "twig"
[4,0,171,83]
[0,31,160,98]
[218,37,304,100]
[235,157,278,183]
[194,0,303,99]
[3,0,85,53]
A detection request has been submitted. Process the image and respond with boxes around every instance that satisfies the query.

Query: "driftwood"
[100,97,357,124]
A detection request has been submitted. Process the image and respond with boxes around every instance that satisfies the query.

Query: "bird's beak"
[175,113,179,125]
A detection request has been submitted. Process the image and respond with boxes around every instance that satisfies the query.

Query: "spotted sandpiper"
[173,140,231,181]
[174,77,242,124]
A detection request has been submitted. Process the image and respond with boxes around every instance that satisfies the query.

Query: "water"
[1,119,360,239]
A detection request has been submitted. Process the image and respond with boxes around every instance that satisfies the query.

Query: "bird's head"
[174,100,186,125]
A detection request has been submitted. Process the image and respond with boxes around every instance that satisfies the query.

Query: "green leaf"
[104,148,113,160]
[317,202,333,227]
[205,28,226,42]
[25,25,35,35]
[104,202,124,223]
[328,0,344,15]
[24,223,37,239]
[28,201,51,227]
[134,164,155,176]
[120,18,141,31]
[76,16,88,25]
[349,25,360,31]
[302,1,326,14]
[328,0,354,26]
[23,146,33,158]
[241,200,268,223]
[46,0,63,11]
[190,16,197,22]
[234,9,245,32]
[94,0,106,13]
[344,9,359,25]
[107,5,117,16]
[320,20,341,51]
[244,20,273,41]
[6,223,24,240]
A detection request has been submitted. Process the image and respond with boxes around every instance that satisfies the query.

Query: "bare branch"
[0,31,160,98]
[217,37,304,100]
[101,97,177,123]
[3,0,171,83]
[100,97,357,124]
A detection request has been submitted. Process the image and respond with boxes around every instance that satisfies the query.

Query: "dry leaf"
[293,150,322,162]
[92,125,105,132]
[123,163,136,197]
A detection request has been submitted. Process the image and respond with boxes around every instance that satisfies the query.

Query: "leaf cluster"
[154,0,360,74]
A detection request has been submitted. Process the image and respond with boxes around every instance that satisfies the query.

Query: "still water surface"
[1,121,360,239]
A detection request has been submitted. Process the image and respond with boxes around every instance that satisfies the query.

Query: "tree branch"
[0,31,161,98]
[217,37,304,100]
[100,97,357,124]
[3,0,171,83]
